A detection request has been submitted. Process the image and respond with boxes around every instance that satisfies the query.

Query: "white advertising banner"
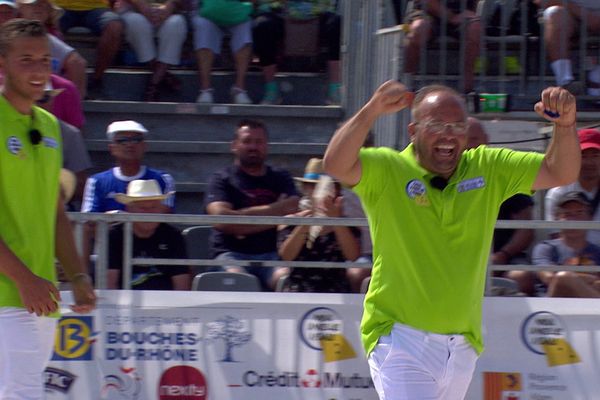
[46,292,600,400]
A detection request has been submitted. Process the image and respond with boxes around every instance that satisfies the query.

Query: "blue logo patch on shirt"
[7,136,23,155]
[42,137,59,149]
[457,176,485,193]
[406,179,426,198]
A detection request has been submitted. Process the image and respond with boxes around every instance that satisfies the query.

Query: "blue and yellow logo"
[51,316,94,361]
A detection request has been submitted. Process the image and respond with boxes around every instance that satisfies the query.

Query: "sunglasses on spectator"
[114,136,144,145]
[416,120,468,135]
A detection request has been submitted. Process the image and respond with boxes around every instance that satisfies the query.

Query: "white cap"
[0,0,16,8]
[106,120,148,140]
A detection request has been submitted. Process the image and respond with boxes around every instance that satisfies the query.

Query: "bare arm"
[55,198,96,313]
[278,224,310,261]
[171,272,192,290]
[532,87,580,191]
[323,81,414,186]
[206,195,299,235]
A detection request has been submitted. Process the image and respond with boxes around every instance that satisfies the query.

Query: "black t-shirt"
[204,165,299,256]
[108,223,189,290]
[493,194,534,253]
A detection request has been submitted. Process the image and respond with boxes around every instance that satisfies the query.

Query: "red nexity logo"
[158,366,207,400]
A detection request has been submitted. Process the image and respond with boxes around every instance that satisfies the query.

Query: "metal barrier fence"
[68,212,600,295]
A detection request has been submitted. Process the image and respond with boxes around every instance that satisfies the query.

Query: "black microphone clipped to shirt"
[430,176,448,191]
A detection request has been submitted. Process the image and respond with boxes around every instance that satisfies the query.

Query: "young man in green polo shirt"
[323,81,579,399]
[0,19,96,399]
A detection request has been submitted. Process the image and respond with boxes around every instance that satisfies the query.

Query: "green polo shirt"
[354,144,544,355]
[0,95,62,311]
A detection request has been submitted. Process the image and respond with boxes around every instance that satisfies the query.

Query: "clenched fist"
[534,86,576,128]
[365,80,415,117]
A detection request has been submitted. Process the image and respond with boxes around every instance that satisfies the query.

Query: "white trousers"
[121,11,188,65]
[0,308,57,400]
[368,323,479,400]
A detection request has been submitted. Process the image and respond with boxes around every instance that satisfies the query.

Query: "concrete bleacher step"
[91,69,334,106]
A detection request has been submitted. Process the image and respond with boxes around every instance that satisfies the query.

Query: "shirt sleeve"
[159,173,176,209]
[353,147,393,205]
[279,169,300,197]
[531,241,558,266]
[204,171,230,211]
[108,227,124,271]
[81,176,101,212]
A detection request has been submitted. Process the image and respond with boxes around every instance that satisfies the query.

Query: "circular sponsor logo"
[299,307,343,351]
[158,365,207,400]
[405,179,426,199]
[7,136,23,155]
[520,311,567,355]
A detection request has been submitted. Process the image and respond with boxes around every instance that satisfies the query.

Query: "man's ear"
[408,122,417,143]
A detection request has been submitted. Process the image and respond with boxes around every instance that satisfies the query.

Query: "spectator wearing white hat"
[81,120,175,213]
[107,179,191,290]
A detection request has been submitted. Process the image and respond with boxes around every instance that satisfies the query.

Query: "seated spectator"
[545,128,600,246]
[404,0,481,93]
[532,191,600,298]
[0,0,16,25]
[55,0,124,96]
[114,0,187,101]
[192,1,253,104]
[277,158,360,293]
[204,119,299,290]
[535,0,600,95]
[45,73,85,128]
[16,0,88,98]
[81,120,175,213]
[107,179,191,290]
[253,0,341,104]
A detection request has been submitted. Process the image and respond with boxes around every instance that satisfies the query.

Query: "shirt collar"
[399,142,470,184]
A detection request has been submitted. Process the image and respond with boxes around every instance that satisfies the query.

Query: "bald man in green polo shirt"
[324,81,579,400]
[0,19,96,399]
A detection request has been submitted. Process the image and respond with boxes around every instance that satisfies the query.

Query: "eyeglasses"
[114,136,144,145]
[416,120,468,135]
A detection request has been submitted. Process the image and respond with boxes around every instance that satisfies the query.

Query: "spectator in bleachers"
[55,0,123,96]
[16,0,88,97]
[532,191,600,297]
[192,0,253,104]
[35,79,92,208]
[253,0,341,104]
[44,73,85,128]
[107,179,191,290]
[465,117,535,269]
[535,0,600,95]
[81,120,175,213]
[545,128,600,246]
[404,0,481,93]
[114,0,187,101]
[0,0,16,24]
[276,158,360,293]
[204,119,300,290]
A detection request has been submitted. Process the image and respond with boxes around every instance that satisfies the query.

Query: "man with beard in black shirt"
[204,119,300,290]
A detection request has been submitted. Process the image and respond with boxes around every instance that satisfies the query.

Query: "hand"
[365,80,414,117]
[534,86,576,127]
[70,274,96,314]
[16,273,60,316]
[318,195,344,218]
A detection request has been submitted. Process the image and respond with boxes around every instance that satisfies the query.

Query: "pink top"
[50,74,85,130]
